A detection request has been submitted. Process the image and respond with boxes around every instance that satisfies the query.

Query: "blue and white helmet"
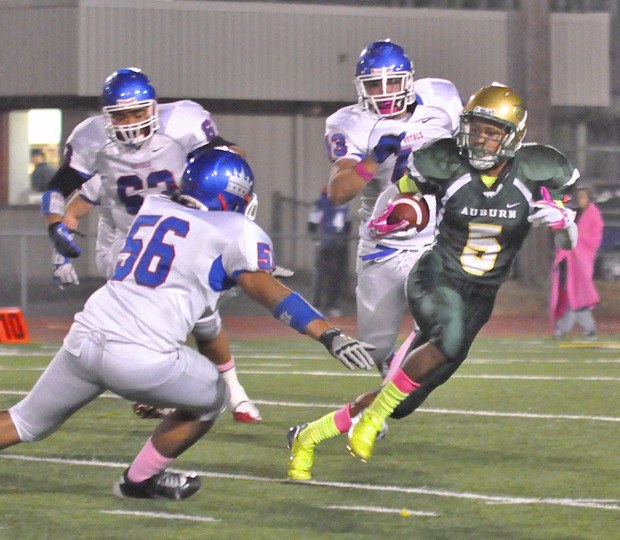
[354,40,415,118]
[101,67,160,147]
[180,148,258,220]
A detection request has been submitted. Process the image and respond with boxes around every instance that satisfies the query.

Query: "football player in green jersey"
[288,83,579,479]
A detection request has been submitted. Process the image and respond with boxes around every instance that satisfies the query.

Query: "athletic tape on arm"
[272,292,325,333]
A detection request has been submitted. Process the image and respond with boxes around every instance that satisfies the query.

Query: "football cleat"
[132,402,175,420]
[286,422,308,450]
[348,413,389,441]
[232,401,262,423]
[347,411,384,462]
[287,423,314,481]
[113,468,201,500]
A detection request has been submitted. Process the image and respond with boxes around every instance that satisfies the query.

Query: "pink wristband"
[354,161,375,182]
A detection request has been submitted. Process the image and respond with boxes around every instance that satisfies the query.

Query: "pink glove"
[528,186,574,230]
[366,203,409,238]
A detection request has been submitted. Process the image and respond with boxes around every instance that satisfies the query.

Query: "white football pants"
[9,330,227,443]
[356,248,428,366]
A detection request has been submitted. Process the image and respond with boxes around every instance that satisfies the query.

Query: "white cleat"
[232,400,262,423]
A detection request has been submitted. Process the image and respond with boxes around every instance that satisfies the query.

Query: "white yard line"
[453,374,620,381]
[0,366,46,371]
[322,504,439,517]
[0,389,617,422]
[1,454,618,512]
[4,365,620,380]
[253,399,620,423]
[467,358,620,364]
[100,510,220,522]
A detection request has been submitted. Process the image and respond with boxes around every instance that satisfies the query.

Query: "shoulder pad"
[325,105,367,132]
[159,100,216,152]
[159,100,211,129]
[67,116,108,150]
[413,138,463,180]
[516,144,579,195]
[414,78,463,132]
[412,104,453,133]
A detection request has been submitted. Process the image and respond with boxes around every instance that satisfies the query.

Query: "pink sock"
[333,404,352,433]
[127,438,174,483]
[216,356,235,373]
[385,331,416,380]
[390,367,420,394]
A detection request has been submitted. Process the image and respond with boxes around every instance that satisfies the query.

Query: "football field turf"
[0,336,618,539]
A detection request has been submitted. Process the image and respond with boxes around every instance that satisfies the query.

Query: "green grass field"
[0,336,618,539]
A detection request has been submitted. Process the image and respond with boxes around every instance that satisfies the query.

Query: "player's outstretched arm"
[236,271,374,370]
[48,194,94,283]
[327,158,375,205]
[63,193,95,231]
[42,165,91,257]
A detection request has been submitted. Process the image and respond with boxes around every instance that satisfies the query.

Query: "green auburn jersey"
[407,138,579,286]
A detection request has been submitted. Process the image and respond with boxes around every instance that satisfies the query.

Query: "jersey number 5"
[112,215,190,287]
[460,223,502,276]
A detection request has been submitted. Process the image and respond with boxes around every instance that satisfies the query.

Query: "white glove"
[528,186,575,230]
[272,265,294,278]
[319,328,375,370]
[52,250,80,289]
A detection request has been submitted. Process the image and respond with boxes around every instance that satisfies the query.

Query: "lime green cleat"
[347,411,384,462]
[287,424,314,481]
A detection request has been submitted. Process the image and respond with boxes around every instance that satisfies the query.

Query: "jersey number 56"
[112,215,189,287]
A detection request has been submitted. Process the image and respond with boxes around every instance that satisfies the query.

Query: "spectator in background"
[30,148,57,193]
[551,186,604,339]
[308,186,351,317]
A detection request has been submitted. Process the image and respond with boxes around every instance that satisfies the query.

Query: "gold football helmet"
[457,83,527,170]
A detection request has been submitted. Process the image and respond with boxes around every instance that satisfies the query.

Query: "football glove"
[528,186,575,230]
[52,250,79,289]
[366,203,410,238]
[48,222,83,258]
[132,402,174,420]
[272,265,294,278]
[319,328,375,371]
[371,132,406,164]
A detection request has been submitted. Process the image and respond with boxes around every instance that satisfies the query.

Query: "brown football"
[386,192,430,232]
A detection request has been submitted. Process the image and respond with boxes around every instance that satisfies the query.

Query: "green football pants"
[392,250,497,419]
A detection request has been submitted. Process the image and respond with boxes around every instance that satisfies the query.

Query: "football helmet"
[180,148,257,219]
[354,40,415,118]
[457,83,527,170]
[101,67,160,147]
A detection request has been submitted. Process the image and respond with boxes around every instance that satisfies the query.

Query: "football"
[386,192,430,232]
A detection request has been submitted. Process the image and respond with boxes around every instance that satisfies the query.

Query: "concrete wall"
[0,1,610,106]
[0,1,612,309]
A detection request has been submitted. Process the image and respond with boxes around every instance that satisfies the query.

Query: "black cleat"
[286,422,308,450]
[113,468,201,500]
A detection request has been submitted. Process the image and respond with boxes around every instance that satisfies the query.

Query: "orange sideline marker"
[0,307,30,344]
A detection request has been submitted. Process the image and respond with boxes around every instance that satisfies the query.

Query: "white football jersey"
[413,78,463,134]
[325,78,461,253]
[64,195,273,354]
[68,100,218,235]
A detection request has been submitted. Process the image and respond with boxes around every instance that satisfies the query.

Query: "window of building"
[8,109,61,205]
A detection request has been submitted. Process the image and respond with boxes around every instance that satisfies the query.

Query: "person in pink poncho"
[550,187,604,338]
